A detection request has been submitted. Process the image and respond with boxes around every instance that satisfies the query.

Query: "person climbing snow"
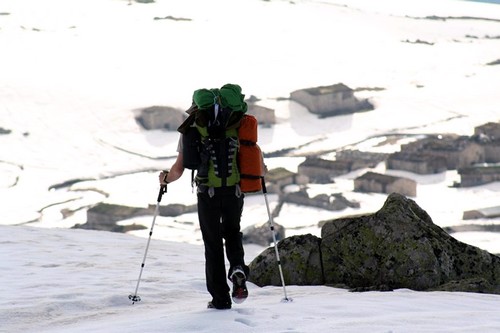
[159,83,263,310]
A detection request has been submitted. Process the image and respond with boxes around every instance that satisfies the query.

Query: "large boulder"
[249,234,323,286]
[249,193,500,294]
[321,193,500,292]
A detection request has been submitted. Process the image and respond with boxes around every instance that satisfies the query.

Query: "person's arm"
[159,152,185,185]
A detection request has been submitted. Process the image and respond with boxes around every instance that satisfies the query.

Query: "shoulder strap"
[177,109,197,134]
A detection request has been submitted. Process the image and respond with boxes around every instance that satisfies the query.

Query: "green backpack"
[179,84,247,190]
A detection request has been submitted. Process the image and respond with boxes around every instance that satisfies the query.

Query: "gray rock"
[79,202,195,232]
[290,83,374,117]
[157,203,197,216]
[242,222,285,247]
[135,106,186,130]
[249,192,500,294]
[321,193,500,293]
[248,234,323,287]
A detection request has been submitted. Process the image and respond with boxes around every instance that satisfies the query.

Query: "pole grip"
[157,185,167,202]
[260,177,267,194]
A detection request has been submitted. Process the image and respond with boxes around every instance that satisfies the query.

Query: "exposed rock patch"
[0,127,12,135]
[249,193,500,294]
[250,234,324,286]
[242,222,285,247]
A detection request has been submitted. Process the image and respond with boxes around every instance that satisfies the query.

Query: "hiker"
[159,84,258,310]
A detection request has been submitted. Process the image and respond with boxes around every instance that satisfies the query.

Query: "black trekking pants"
[197,186,247,304]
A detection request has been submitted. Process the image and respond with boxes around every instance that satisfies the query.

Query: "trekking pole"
[260,177,292,302]
[129,185,167,304]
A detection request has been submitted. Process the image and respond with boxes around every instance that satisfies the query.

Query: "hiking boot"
[207,299,231,310]
[230,266,248,304]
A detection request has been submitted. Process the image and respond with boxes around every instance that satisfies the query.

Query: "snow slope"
[2,225,500,333]
[1,0,500,330]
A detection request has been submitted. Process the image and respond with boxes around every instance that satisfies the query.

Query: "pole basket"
[129,294,141,304]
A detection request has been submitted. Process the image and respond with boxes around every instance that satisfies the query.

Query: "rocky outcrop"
[157,203,197,216]
[247,103,276,126]
[249,193,500,294]
[458,165,500,187]
[135,105,186,130]
[290,83,374,118]
[75,203,150,232]
[76,202,196,232]
[283,191,360,211]
[242,222,285,247]
[250,234,324,286]
[0,127,11,135]
[354,171,417,197]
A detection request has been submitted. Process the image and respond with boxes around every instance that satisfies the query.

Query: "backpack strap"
[191,169,196,192]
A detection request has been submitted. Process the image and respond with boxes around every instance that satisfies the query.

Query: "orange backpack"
[238,115,264,193]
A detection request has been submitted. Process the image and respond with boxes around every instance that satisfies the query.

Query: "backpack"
[177,84,263,193]
[238,114,264,193]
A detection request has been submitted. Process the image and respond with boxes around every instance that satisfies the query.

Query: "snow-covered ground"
[2,224,500,333]
[1,0,500,331]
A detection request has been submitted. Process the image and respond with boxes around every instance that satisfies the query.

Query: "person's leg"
[220,191,249,302]
[221,192,249,277]
[197,191,231,308]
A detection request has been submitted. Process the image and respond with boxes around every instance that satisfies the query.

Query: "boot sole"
[231,272,248,304]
